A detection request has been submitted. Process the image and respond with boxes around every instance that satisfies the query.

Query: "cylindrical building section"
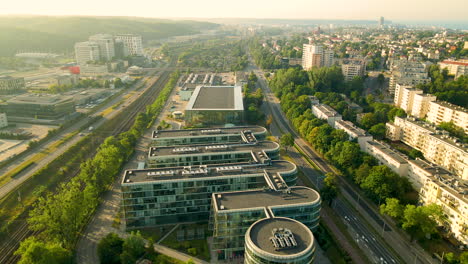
[244,217,315,264]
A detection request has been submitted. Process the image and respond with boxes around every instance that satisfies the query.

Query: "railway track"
[0,67,174,264]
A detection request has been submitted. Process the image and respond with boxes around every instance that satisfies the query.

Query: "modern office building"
[147,141,280,168]
[185,85,244,125]
[386,117,467,179]
[152,126,267,147]
[244,217,316,264]
[210,186,320,260]
[302,44,334,70]
[115,34,143,56]
[0,94,75,120]
[89,34,115,61]
[121,160,298,228]
[426,101,468,133]
[311,104,342,128]
[335,120,373,150]
[0,113,8,128]
[0,76,26,94]
[341,58,366,81]
[74,41,101,65]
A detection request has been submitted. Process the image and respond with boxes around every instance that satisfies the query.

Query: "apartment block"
[411,93,437,118]
[151,126,267,147]
[426,101,468,133]
[420,175,468,245]
[312,104,342,128]
[115,34,143,56]
[387,117,468,179]
[365,140,409,176]
[341,58,366,81]
[389,60,430,95]
[74,41,100,65]
[438,60,468,79]
[334,120,373,151]
[210,186,320,260]
[302,44,334,70]
[0,76,26,95]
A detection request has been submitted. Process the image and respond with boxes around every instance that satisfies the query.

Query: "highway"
[251,61,435,264]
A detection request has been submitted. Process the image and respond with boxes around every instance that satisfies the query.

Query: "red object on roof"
[68,66,80,74]
[440,60,468,66]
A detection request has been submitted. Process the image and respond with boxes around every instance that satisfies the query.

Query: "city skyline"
[1,0,468,21]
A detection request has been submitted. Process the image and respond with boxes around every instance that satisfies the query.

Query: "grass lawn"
[160,223,210,261]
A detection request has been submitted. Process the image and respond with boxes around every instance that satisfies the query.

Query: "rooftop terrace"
[152,126,266,140]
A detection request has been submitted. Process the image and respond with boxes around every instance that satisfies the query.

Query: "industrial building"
[0,94,75,120]
[185,85,244,125]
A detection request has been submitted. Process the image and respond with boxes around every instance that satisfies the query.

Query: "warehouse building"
[0,94,75,120]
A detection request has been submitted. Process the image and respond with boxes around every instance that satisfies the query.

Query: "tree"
[97,233,124,264]
[15,237,71,264]
[265,115,273,129]
[377,73,385,88]
[280,133,294,151]
[402,204,444,240]
[359,113,377,129]
[380,198,404,221]
[369,123,387,139]
[321,173,339,205]
[121,231,146,264]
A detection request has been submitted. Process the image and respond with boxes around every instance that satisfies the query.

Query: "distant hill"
[0,16,218,56]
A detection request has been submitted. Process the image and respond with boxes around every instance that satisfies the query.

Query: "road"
[251,61,435,264]
[0,73,158,200]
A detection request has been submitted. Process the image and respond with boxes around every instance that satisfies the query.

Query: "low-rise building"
[185,85,244,125]
[311,104,342,128]
[334,120,373,150]
[79,64,109,76]
[0,94,75,120]
[365,140,409,176]
[426,101,468,133]
[0,76,26,95]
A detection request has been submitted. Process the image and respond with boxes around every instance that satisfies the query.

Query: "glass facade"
[122,175,267,228]
[185,109,244,126]
[210,202,321,260]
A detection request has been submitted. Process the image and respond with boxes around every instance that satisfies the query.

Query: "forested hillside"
[0,16,218,56]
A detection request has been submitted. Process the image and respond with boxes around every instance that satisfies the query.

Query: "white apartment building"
[389,60,430,95]
[407,158,451,191]
[387,117,468,179]
[74,41,101,65]
[341,58,366,81]
[365,140,409,176]
[312,104,342,128]
[420,176,468,245]
[394,83,413,106]
[335,120,373,151]
[438,60,468,79]
[426,101,468,133]
[0,113,8,128]
[411,93,437,118]
[115,34,143,56]
[302,44,334,70]
[89,34,115,61]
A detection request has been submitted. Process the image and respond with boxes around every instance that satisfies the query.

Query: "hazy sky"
[1,0,467,21]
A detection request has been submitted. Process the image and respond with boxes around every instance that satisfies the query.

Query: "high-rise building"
[89,34,115,61]
[114,34,143,56]
[74,41,100,65]
[379,17,384,28]
[302,44,334,70]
